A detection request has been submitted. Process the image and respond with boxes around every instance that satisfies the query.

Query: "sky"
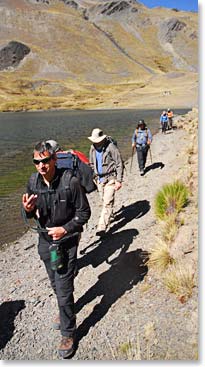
[138,0,198,12]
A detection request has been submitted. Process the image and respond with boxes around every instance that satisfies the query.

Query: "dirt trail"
[0,112,198,360]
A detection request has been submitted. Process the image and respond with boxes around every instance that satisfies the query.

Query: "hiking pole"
[148,145,153,164]
[130,146,135,173]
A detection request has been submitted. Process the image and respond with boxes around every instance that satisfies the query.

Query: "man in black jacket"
[22,141,91,358]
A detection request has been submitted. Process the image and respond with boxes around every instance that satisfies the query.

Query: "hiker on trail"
[22,141,91,359]
[131,119,152,176]
[167,108,174,129]
[160,111,169,133]
[88,128,124,237]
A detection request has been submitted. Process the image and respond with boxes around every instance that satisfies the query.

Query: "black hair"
[137,119,146,128]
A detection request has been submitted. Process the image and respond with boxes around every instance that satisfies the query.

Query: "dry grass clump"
[150,180,195,302]
[154,180,188,220]
[162,213,179,243]
[163,263,195,302]
[147,239,175,272]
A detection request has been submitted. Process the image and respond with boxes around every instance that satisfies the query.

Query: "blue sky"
[138,0,198,12]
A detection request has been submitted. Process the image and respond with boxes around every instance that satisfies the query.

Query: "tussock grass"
[163,263,195,301]
[154,181,188,220]
[162,213,178,243]
[147,239,174,272]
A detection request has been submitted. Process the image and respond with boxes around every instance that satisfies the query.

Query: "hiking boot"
[58,336,75,358]
[52,314,60,330]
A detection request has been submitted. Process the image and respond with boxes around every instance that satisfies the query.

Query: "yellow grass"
[147,239,175,272]
[163,263,195,301]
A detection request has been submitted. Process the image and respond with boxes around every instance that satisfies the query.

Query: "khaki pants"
[96,179,116,231]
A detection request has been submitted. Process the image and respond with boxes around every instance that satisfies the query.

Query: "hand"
[46,226,67,241]
[22,193,38,212]
[132,143,136,148]
[115,181,122,191]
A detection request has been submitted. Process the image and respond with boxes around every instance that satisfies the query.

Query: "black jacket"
[26,168,91,243]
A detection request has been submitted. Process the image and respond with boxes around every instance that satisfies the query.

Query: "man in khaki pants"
[88,128,124,236]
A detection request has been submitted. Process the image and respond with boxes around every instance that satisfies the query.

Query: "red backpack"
[71,150,89,164]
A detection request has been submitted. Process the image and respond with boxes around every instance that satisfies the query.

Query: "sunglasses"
[33,155,53,165]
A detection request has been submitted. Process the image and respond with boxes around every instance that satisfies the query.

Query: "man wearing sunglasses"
[22,141,91,358]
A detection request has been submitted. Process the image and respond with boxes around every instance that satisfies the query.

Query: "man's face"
[94,139,106,150]
[33,150,56,178]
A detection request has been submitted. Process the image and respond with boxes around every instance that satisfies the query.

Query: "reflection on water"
[0,108,189,246]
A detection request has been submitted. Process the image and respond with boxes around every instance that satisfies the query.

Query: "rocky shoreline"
[0,109,198,360]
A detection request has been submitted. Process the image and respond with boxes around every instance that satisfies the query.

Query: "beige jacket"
[89,140,124,183]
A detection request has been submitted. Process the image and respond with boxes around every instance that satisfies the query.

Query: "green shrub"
[154,181,188,220]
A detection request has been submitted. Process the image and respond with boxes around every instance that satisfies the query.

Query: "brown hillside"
[0,0,198,111]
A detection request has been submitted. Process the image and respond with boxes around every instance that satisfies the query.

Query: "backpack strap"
[29,170,74,194]
[135,127,148,138]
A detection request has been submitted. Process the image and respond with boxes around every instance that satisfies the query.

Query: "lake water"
[0,108,189,246]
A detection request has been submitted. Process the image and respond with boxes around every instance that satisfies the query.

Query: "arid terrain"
[0,0,198,111]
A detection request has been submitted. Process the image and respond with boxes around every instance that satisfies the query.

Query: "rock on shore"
[0,108,198,360]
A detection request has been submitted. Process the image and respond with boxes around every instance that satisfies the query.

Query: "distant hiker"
[131,119,152,176]
[22,141,91,358]
[167,108,174,129]
[88,128,124,237]
[160,111,168,133]
[46,139,96,194]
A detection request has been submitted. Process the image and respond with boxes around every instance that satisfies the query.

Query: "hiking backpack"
[106,136,118,147]
[55,151,96,193]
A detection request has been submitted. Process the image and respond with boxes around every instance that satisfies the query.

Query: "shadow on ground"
[144,162,165,175]
[80,200,150,257]
[78,228,139,270]
[110,200,150,233]
[0,300,25,349]
[75,248,149,345]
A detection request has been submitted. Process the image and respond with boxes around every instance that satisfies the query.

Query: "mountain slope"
[0,0,198,111]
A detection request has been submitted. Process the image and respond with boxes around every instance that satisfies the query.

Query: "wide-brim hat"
[88,128,107,143]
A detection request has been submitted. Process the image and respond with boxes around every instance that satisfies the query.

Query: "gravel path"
[0,123,198,360]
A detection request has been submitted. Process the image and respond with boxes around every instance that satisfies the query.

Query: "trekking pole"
[149,145,153,164]
[130,146,135,173]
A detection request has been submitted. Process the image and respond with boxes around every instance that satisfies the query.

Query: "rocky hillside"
[0,0,198,111]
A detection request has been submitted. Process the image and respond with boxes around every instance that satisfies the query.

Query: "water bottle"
[49,242,63,271]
